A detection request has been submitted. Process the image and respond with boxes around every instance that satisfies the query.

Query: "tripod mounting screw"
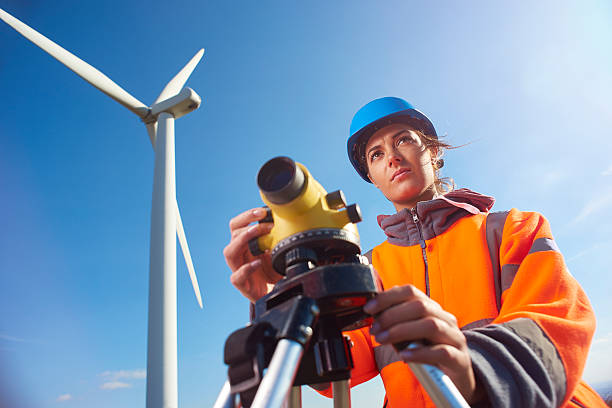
[285,247,318,266]
[299,325,313,338]
[285,247,318,278]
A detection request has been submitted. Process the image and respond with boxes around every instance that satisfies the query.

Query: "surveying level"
[215,157,469,408]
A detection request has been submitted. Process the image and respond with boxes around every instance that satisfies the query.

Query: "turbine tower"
[0,8,204,408]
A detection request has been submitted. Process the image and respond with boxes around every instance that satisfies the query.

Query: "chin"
[388,189,420,204]
[388,183,432,203]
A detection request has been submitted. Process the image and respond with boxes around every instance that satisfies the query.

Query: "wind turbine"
[1,8,203,408]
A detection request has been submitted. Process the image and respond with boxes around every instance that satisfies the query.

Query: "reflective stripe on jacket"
[323,189,606,408]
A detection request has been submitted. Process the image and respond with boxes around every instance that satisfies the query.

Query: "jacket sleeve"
[463,209,596,407]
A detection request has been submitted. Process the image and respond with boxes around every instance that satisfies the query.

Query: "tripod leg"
[251,339,305,408]
[407,362,470,408]
[213,380,235,408]
[332,380,351,408]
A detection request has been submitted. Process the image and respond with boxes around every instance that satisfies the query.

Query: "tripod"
[214,295,354,408]
[215,250,470,408]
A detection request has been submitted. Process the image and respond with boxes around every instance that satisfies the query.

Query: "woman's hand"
[364,285,482,404]
[223,207,282,302]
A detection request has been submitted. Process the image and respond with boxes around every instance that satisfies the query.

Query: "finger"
[259,251,280,281]
[399,343,466,369]
[364,285,427,315]
[229,207,268,232]
[231,224,250,240]
[233,222,273,252]
[370,298,440,334]
[223,222,274,270]
[371,300,457,335]
[373,317,465,349]
[230,259,262,288]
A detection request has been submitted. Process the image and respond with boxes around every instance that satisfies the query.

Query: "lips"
[391,168,410,182]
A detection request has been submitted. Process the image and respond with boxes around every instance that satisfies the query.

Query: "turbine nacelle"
[145,87,202,124]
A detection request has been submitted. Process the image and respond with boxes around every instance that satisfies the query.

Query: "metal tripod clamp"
[250,297,319,408]
[220,296,320,408]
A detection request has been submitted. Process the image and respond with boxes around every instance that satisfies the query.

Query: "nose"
[387,148,402,167]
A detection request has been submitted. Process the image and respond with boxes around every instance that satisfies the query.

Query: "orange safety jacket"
[318,189,606,408]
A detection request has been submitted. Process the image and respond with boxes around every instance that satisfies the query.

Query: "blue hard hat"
[347,97,437,183]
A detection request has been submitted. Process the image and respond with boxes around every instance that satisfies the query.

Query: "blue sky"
[1,1,611,407]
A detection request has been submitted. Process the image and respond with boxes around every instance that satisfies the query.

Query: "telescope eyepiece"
[257,156,306,204]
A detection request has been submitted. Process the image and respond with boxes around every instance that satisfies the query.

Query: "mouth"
[391,168,411,182]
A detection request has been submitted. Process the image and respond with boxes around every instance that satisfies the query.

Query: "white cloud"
[100,381,132,390]
[99,369,146,381]
[602,164,612,176]
[98,369,145,391]
[566,242,610,264]
[56,394,72,402]
[0,334,28,342]
[570,191,612,225]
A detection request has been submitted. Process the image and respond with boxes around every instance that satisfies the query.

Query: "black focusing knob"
[248,238,264,256]
[259,206,273,224]
[325,190,347,210]
[346,203,362,223]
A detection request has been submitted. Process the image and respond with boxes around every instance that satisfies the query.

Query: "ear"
[429,147,441,168]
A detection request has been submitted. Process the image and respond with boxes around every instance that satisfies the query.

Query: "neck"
[393,185,440,212]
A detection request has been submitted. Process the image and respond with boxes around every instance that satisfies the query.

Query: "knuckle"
[413,299,429,316]
[437,345,454,361]
[446,312,458,327]
[223,243,239,259]
[400,284,416,297]
[229,272,240,286]
[423,316,443,333]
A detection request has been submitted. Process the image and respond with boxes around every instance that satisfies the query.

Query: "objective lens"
[257,156,305,204]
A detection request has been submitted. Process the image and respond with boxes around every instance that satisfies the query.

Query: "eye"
[369,150,383,162]
[396,134,416,146]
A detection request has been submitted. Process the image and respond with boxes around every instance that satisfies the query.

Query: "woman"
[223,97,606,407]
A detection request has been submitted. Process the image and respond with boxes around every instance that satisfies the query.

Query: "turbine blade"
[154,49,205,104]
[175,201,203,308]
[0,8,149,118]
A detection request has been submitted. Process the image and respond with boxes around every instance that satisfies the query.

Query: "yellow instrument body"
[256,162,359,252]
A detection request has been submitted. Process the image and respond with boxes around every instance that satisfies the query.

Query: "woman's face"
[365,123,437,211]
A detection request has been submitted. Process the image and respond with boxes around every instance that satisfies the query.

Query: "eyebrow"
[366,129,412,159]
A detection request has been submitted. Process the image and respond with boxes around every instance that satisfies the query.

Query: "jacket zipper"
[411,208,430,297]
